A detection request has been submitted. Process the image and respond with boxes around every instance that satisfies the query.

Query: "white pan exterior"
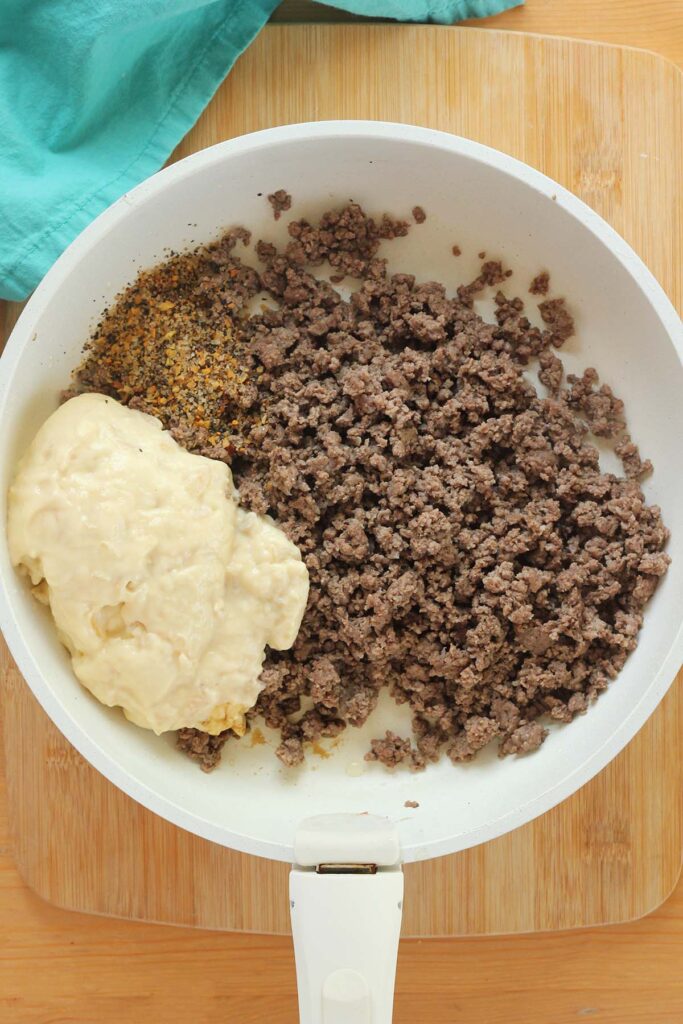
[0,122,681,864]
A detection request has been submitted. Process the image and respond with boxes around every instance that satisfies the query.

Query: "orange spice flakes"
[67,229,263,460]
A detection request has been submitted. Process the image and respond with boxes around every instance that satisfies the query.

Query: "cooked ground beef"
[282,202,409,282]
[176,728,228,772]
[70,200,669,772]
[267,189,292,220]
[190,206,666,770]
[538,350,564,393]
[529,271,550,296]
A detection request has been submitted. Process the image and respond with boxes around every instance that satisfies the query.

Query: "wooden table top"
[1,3,681,1022]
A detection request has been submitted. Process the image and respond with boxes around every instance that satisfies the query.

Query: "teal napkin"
[0,0,522,301]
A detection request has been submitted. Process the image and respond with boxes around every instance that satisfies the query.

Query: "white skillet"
[1,123,682,1023]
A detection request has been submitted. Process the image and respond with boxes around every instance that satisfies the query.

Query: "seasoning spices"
[66,231,262,459]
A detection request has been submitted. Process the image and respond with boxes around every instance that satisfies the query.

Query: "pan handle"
[290,814,404,1024]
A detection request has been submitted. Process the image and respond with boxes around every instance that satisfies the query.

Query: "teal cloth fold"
[0,0,522,300]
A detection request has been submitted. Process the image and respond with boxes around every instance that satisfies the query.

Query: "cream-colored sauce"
[7,394,309,735]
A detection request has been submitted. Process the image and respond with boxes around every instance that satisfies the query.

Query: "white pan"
[1,123,682,1024]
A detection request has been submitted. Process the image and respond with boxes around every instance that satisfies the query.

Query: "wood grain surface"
[1,4,682,1022]
[274,0,683,69]
[3,24,682,939]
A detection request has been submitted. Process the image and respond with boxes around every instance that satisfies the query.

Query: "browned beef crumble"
[176,728,227,772]
[283,203,409,281]
[69,201,669,773]
[267,189,292,220]
[538,350,563,393]
[412,206,427,224]
[529,271,550,296]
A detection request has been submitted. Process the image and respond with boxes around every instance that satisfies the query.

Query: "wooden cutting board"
[2,25,681,937]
